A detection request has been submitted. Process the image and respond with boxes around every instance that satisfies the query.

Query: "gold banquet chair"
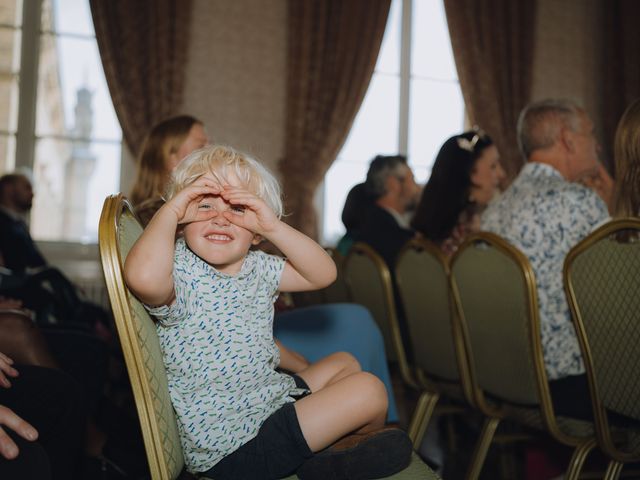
[344,242,417,389]
[450,232,596,480]
[99,194,185,480]
[564,218,640,480]
[99,194,439,480]
[395,238,472,447]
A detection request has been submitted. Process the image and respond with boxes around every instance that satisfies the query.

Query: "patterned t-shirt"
[147,239,304,472]
[481,162,609,380]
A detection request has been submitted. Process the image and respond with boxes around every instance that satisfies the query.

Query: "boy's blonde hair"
[166,145,283,218]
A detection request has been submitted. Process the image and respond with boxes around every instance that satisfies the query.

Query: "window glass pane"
[322,161,369,245]
[338,74,399,169]
[408,77,464,183]
[32,138,120,242]
[42,0,94,36]
[37,34,120,140]
[0,72,19,132]
[411,0,458,81]
[0,26,21,71]
[0,0,22,27]
[376,0,401,75]
[0,133,16,172]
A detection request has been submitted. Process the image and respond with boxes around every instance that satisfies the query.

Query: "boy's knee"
[355,372,388,410]
[334,351,361,373]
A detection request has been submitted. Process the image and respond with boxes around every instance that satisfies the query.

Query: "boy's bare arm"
[219,186,336,292]
[267,222,336,292]
[125,182,219,306]
[275,339,310,373]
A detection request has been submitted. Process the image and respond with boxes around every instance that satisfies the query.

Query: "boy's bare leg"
[296,352,361,392]
[294,371,387,452]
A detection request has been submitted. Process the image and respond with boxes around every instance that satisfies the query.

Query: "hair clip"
[457,135,479,152]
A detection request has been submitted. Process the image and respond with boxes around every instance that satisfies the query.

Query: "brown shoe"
[297,427,412,480]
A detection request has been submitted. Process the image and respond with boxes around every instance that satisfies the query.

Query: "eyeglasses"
[457,126,487,153]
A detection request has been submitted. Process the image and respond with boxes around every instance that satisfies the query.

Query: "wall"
[531,0,606,153]
[181,0,287,174]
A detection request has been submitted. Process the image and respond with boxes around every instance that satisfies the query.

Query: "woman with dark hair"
[411,128,505,255]
[335,182,375,255]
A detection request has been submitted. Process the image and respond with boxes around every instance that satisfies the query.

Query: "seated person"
[356,155,420,269]
[124,145,412,479]
[411,128,505,255]
[129,115,209,226]
[336,182,375,256]
[0,173,110,333]
[0,351,85,480]
[612,97,640,216]
[481,99,610,419]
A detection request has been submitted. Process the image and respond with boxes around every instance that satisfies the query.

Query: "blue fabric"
[273,303,399,423]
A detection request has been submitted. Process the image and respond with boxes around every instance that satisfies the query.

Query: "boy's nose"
[211,212,230,226]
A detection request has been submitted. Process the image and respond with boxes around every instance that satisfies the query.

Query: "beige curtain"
[602,0,640,174]
[279,0,391,239]
[444,0,537,181]
[90,0,193,155]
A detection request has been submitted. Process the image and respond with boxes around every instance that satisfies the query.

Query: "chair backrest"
[322,248,350,304]
[344,242,415,387]
[564,218,640,461]
[395,238,460,383]
[98,194,184,480]
[450,232,549,411]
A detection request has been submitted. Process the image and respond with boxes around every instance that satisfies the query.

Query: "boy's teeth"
[207,234,230,241]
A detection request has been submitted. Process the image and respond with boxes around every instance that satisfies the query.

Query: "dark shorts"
[200,375,313,480]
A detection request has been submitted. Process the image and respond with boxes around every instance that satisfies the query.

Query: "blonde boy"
[124,145,410,479]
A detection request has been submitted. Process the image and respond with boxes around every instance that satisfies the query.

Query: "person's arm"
[275,339,310,373]
[124,180,220,306]
[220,186,336,292]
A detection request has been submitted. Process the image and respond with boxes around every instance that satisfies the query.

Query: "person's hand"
[578,163,614,211]
[0,352,18,388]
[219,185,280,236]
[163,180,222,225]
[0,405,38,460]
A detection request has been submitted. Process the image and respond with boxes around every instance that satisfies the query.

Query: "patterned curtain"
[602,0,640,174]
[90,0,193,155]
[444,0,537,182]
[279,0,391,239]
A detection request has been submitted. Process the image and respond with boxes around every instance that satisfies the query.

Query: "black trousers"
[0,365,86,480]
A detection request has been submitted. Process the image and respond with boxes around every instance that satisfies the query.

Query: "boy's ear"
[251,234,263,245]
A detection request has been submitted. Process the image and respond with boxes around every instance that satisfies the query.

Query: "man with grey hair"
[481,98,611,419]
[356,154,420,269]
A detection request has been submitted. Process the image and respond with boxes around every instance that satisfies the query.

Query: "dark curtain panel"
[602,0,640,174]
[279,0,391,239]
[444,0,536,181]
[90,0,193,155]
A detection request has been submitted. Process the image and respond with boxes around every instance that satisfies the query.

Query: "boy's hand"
[164,181,222,225]
[219,186,280,236]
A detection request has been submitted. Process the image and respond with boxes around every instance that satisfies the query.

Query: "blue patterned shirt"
[147,239,304,472]
[481,162,609,380]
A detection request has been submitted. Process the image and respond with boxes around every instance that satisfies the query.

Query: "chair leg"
[407,391,439,448]
[465,417,500,480]
[564,438,596,480]
[603,459,624,480]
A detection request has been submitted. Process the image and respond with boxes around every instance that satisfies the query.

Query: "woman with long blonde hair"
[613,98,640,217]
[130,115,209,225]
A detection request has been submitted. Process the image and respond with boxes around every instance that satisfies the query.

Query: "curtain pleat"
[90,0,193,155]
[279,0,391,239]
[444,0,536,181]
[602,0,640,174]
